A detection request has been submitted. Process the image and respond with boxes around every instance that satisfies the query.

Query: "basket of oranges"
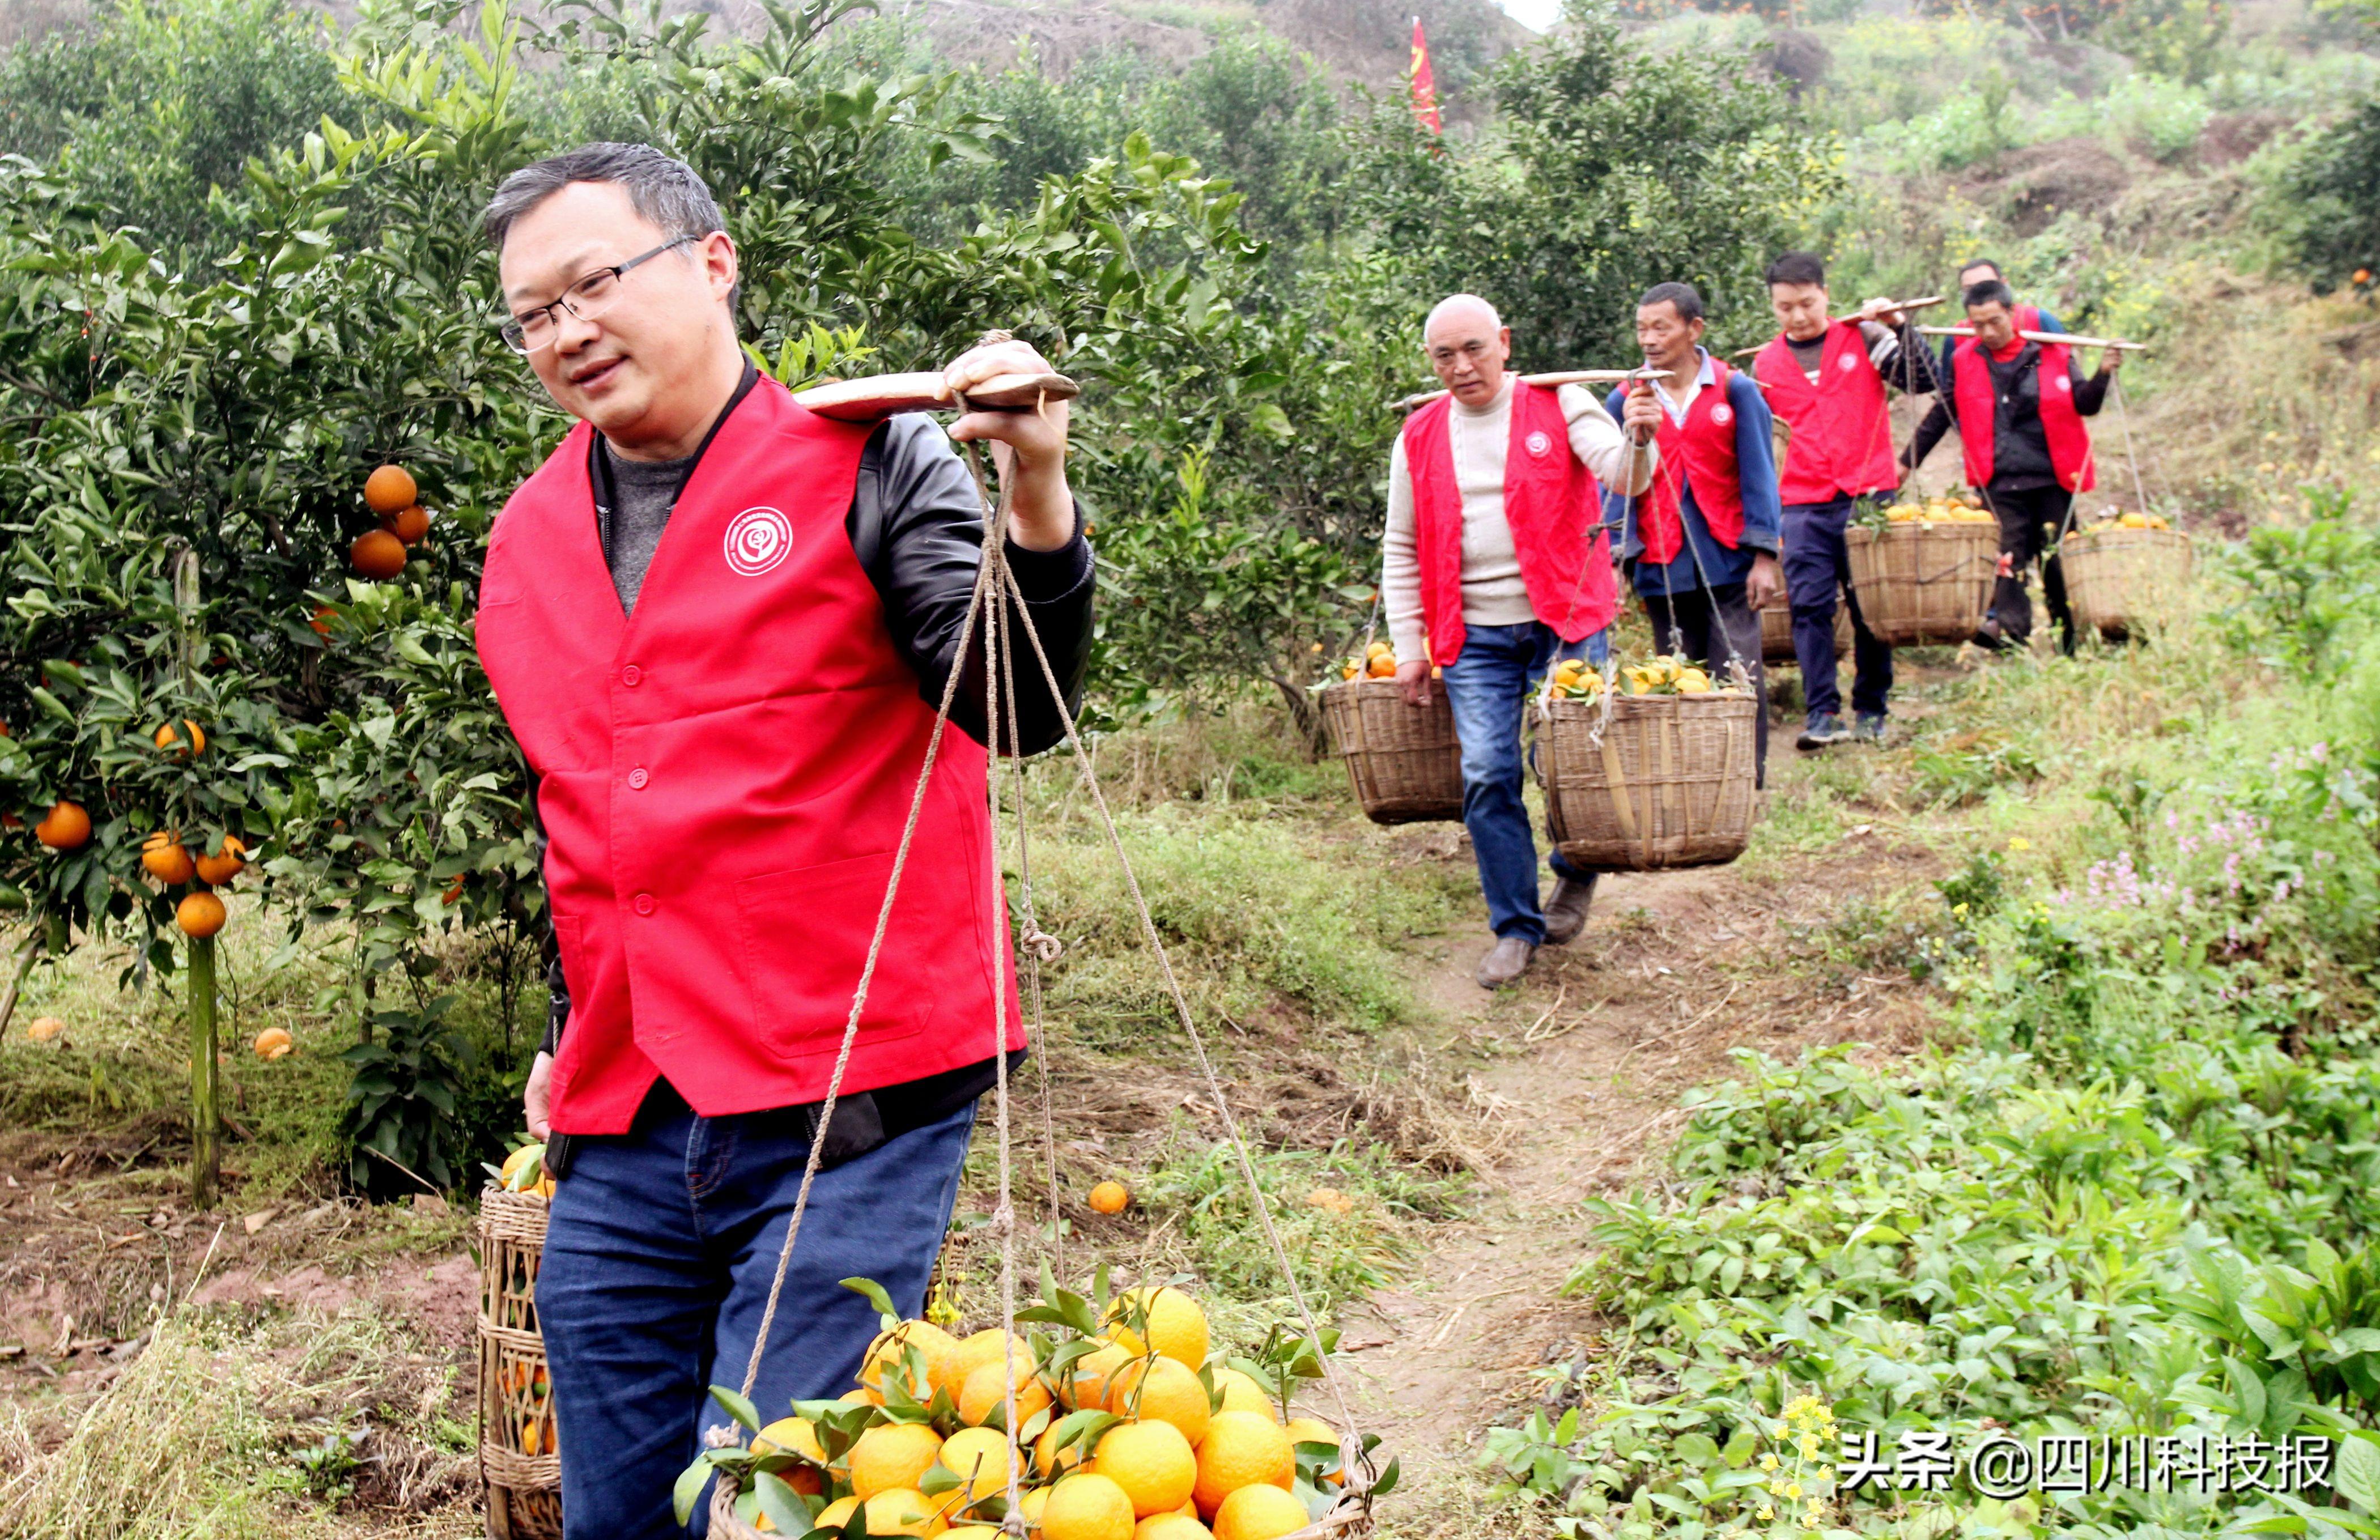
[1844,494,1999,646]
[1317,643,1461,826]
[478,1143,560,1539]
[1533,656,1760,871]
[2058,511,2189,639]
[695,1275,1388,1540]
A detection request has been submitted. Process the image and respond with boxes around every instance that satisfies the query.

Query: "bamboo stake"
[1920,325,2148,352]
[1392,367,1661,414]
[189,934,219,1209]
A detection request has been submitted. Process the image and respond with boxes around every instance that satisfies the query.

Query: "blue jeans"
[537,1080,976,1539]
[1782,497,1893,722]
[1438,622,1610,944]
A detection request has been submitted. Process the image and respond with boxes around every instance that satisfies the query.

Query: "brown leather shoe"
[1542,874,1598,946]
[1475,935,1536,990]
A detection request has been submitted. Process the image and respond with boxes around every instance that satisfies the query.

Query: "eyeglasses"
[499,234,698,355]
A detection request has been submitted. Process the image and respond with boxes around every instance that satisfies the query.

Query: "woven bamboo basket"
[1757,600,1855,666]
[1843,521,1999,646]
[707,1474,1378,1539]
[2060,526,2192,637]
[1320,677,1464,825]
[1535,692,1759,870]
[478,1186,560,1540]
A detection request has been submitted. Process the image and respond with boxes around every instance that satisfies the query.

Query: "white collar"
[1452,375,1516,419]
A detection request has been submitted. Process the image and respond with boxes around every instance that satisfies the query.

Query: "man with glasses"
[471,142,1093,1538]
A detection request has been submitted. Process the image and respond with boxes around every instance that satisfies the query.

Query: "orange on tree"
[1109,1356,1210,1448]
[309,605,337,636]
[1191,1413,1294,1518]
[1104,1287,1209,1371]
[253,1026,295,1061]
[176,890,227,938]
[351,527,409,580]
[960,1357,1052,1428]
[389,504,431,544]
[141,831,196,884]
[1087,1418,1198,1517]
[849,1419,945,1499]
[1089,1180,1130,1215]
[937,1328,1027,1399]
[862,1318,958,1402]
[1042,1473,1138,1540]
[193,835,247,886]
[364,463,418,515]
[1136,1517,1214,1540]
[34,799,92,850]
[152,719,206,757]
[1209,1484,1310,1540]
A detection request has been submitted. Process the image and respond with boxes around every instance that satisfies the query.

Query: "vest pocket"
[733,852,937,1061]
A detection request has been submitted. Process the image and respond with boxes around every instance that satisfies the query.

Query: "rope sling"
[708,378,1380,1540]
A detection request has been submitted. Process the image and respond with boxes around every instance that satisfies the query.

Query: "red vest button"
[633,893,656,916]
[620,665,643,686]
[628,767,649,789]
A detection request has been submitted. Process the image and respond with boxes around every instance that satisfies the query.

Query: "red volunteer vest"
[1625,362,1746,565]
[1754,320,1897,504]
[1950,335,2096,494]
[1400,380,1615,666]
[475,379,1021,1134]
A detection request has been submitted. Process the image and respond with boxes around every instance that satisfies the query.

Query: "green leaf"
[674,1456,714,1527]
[709,1385,761,1433]
[840,1277,900,1320]
[2340,1431,2380,1516]
[754,1471,811,1535]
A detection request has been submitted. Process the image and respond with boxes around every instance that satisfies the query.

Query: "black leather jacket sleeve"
[536,412,1095,1057]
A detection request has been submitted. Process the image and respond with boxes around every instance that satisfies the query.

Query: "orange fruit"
[1041,1473,1137,1540]
[1089,1180,1130,1215]
[849,1420,945,1500]
[936,1425,1021,1506]
[1036,1419,1092,1479]
[1282,1418,1343,1484]
[839,1489,946,1538]
[1210,1484,1308,1540]
[1211,1369,1276,1420]
[176,890,227,938]
[1137,1517,1213,1540]
[1062,1341,1132,1410]
[937,1329,1027,1399]
[1105,1289,1208,1371]
[862,1319,958,1403]
[755,1415,828,1496]
[194,835,248,886]
[1191,1413,1293,1518]
[141,831,196,885]
[1366,654,1396,678]
[26,1016,65,1043]
[252,1026,295,1061]
[960,1358,1053,1428]
[364,463,417,515]
[152,719,206,756]
[308,605,337,636]
[351,528,409,580]
[1087,1419,1197,1517]
[389,505,431,544]
[811,1496,861,1532]
[1109,1357,1210,1448]
[33,800,90,850]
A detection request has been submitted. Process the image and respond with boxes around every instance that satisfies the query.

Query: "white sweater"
[1381,377,1654,663]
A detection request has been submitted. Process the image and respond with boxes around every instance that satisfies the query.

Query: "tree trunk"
[1270,674,1329,759]
[189,935,220,1209]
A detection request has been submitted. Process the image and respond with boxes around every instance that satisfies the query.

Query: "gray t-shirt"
[601,443,695,613]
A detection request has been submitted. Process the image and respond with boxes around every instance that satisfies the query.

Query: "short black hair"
[1764,251,1827,288]
[1957,257,2003,282]
[1964,278,2016,310]
[1638,282,1705,324]
[484,142,725,252]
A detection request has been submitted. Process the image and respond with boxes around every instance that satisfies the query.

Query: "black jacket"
[1905,344,2111,492]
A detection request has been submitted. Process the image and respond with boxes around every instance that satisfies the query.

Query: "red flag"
[1408,17,1442,135]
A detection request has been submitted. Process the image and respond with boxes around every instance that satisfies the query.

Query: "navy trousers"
[1782,497,1893,722]
[537,1080,975,1538]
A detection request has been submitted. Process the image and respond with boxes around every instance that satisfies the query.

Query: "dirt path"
[1337,852,1937,1533]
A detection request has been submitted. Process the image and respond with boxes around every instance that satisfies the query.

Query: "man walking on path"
[1604,282,1784,780]
[1381,294,1660,990]
[473,143,1094,1538]
[1936,257,2063,378]
[1905,278,2119,654]
[1753,251,1939,750]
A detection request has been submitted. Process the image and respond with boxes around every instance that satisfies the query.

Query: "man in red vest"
[1604,282,1784,776]
[473,143,1092,1537]
[1905,278,2119,653]
[1936,257,2064,381]
[1754,251,1939,750]
[1382,293,1659,988]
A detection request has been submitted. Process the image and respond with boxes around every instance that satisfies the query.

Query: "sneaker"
[1852,713,1887,744]
[1542,874,1598,946]
[1474,935,1536,990]
[1796,713,1852,750]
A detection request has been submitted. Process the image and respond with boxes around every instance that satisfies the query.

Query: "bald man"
[1383,295,1661,988]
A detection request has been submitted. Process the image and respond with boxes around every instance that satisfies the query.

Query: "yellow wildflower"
[1761,1453,1780,1471]
[2008,836,2032,851]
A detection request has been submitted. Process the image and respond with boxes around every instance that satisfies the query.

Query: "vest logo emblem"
[724,507,793,576]
[2053,375,2072,394]
[1710,403,1734,426]
[1838,352,1859,371]
[1524,429,1553,457]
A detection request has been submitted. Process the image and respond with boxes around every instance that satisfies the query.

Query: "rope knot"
[702,1422,743,1450]
[1021,926,1065,963]
[985,1202,1016,1239]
